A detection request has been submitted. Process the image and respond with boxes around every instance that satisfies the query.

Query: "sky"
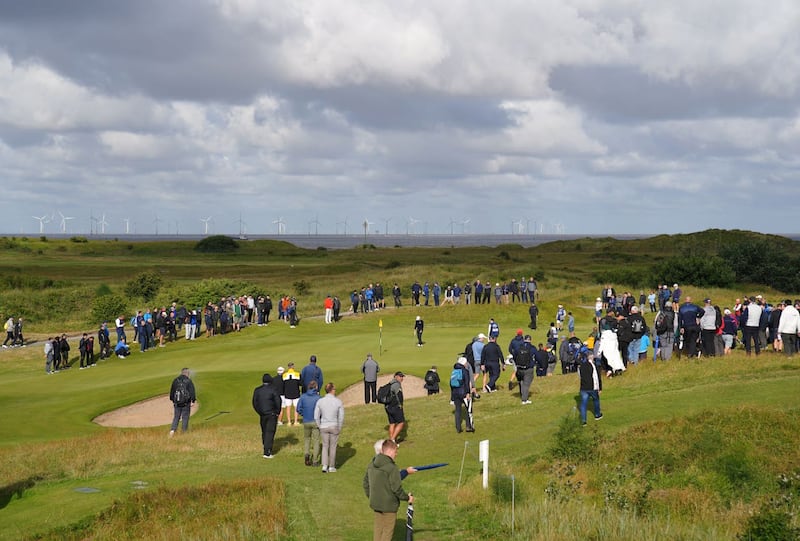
[1,0,798,237]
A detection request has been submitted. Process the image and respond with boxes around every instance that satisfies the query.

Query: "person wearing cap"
[739,297,763,356]
[413,316,424,347]
[300,355,323,393]
[282,362,302,426]
[722,308,739,355]
[487,318,500,340]
[699,298,718,357]
[386,372,406,442]
[274,366,286,425]
[450,357,474,432]
[672,284,682,305]
[324,294,334,324]
[252,373,282,458]
[594,297,603,323]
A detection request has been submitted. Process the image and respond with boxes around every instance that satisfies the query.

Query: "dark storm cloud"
[0,0,278,102]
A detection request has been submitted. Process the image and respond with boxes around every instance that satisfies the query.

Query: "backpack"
[715,307,722,329]
[464,341,475,366]
[630,317,644,334]
[424,371,438,388]
[515,343,533,369]
[449,367,464,388]
[173,377,191,406]
[377,382,395,406]
[655,312,669,334]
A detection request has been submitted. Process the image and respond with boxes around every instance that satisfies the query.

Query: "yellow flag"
[379,319,383,328]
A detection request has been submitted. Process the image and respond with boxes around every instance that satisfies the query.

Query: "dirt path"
[92,375,429,428]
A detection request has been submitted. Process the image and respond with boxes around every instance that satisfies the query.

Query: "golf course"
[0,230,798,540]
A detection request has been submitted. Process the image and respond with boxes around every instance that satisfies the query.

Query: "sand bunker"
[93,375,430,428]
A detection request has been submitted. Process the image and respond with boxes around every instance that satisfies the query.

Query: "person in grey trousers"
[361,353,380,404]
[315,382,345,473]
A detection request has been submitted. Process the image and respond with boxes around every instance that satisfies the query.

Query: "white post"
[479,439,489,489]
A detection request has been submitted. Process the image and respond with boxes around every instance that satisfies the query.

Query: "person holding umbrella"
[364,439,413,541]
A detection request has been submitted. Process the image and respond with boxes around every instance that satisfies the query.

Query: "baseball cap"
[704,298,711,303]
[262,373,272,383]
[394,371,405,377]
[477,333,487,339]
[516,329,523,335]
[277,366,285,375]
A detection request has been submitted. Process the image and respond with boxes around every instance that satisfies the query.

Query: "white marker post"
[479,439,489,489]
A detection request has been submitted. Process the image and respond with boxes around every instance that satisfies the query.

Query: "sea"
[25,232,800,249]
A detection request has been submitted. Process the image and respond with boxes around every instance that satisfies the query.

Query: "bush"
[652,256,735,288]
[738,507,799,541]
[550,414,597,462]
[124,271,164,302]
[194,235,239,253]
[95,284,113,297]
[69,236,88,243]
[91,294,127,323]
[173,278,255,308]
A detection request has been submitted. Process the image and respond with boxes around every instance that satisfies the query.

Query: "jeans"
[171,404,191,432]
[628,339,641,364]
[579,390,601,424]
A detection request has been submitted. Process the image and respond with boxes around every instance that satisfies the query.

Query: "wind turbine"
[153,214,163,235]
[406,216,420,235]
[448,217,457,235]
[460,218,471,234]
[98,213,108,234]
[309,215,321,235]
[336,216,348,235]
[235,213,247,238]
[58,211,75,233]
[272,217,286,235]
[123,218,131,235]
[89,210,98,235]
[382,217,391,235]
[362,218,373,241]
[511,219,524,235]
[200,216,213,235]
[32,215,49,234]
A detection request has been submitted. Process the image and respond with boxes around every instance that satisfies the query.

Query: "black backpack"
[515,343,533,369]
[173,377,191,406]
[377,382,395,406]
[655,311,672,334]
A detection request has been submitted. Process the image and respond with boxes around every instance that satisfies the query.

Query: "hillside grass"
[1,231,799,540]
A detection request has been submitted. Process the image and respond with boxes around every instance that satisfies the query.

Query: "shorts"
[282,397,299,408]
[722,334,734,349]
[386,405,405,424]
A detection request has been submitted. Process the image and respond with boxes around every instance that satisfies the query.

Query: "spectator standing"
[385,372,406,442]
[450,357,474,432]
[423,365,440,395]
[361,353,380,404]
[252,373,282,458]
[297,380,321,467]
[282,363,302,426]
[363,439,413,541]
[300,355,323,393]
[778,299,800,356]
[315,382,345,473]
[169,368,196,436]
[578,351,603,425]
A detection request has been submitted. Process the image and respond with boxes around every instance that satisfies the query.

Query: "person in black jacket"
[578,351,603,425]
[252,373,282,458]
[169,368,196,436]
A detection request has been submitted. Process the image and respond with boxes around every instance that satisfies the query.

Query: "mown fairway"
[0,232,799,540]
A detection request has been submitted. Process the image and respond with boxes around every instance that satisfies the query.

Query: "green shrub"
[550,414,597,462]
[124,271,164,302]
[95,284,113,297]
[173,278,255,308]
[194,235,240,253]
[91,294,127,323]
[385,260,401,269]
[738,507,799,541]
[69,236,88,243]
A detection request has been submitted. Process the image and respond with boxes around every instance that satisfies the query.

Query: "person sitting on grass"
[115,337,131,358]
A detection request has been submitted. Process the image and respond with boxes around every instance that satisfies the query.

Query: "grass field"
[1,233,799,540]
